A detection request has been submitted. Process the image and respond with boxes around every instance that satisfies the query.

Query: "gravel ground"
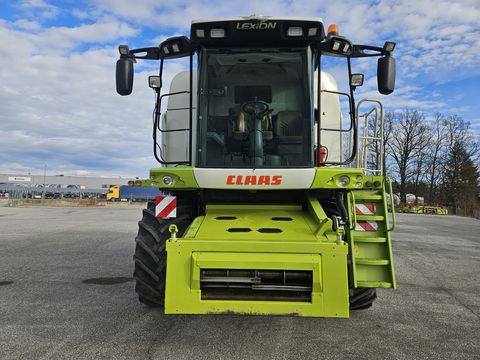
[0,206,478,360]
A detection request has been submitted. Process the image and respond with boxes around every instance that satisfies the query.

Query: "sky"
[0,0,479,178]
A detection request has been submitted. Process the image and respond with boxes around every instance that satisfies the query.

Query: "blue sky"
[0,0,479,177]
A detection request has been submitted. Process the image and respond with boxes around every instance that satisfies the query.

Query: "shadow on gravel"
[82,277,133,285]
[0,281,14,286]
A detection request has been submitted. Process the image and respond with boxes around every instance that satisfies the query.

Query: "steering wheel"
[241,100,270,117]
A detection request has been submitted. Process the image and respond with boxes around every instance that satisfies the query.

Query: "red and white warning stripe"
[355,203,378,231]
[155,195,176,218]
[355,203,376,215]
[355,220,378,231]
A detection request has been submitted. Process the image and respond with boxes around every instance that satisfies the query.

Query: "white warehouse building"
[0,173,130,191]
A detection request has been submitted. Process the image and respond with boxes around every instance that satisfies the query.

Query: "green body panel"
[146,167,198,189]
[345,176,396,289]
[143,165,396,316]
[195,204,323,241]
[310,168,364,189]
[145,166,371,191]
[164,200,350,317]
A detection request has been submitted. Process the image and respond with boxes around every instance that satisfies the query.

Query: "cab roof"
[190,16,325,48]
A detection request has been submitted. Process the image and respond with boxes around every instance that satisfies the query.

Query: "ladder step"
[353,193,383,201]
[353,237,387,243]
[356,258,390,266]
[356,281,393,288]
[356,215,385,221]
[352,230,385,237]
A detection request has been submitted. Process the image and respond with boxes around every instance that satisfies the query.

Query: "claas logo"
[226,175,282,186]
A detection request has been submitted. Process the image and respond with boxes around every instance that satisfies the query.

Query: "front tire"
[350,288,377,310]
[133,199,193,307]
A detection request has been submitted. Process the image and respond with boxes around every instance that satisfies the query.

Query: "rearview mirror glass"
[377,56,395,95]
[116,58,134,96]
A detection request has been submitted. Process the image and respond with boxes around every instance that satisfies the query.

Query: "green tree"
[441,115,479,214]
[443,143,479,213]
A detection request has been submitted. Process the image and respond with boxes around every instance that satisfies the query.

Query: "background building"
[0,173,131,198]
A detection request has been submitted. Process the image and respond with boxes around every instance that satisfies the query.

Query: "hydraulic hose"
[336,191,350,226]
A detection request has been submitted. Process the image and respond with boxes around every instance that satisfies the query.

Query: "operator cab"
[198,48,312,168]
[115,16,396,169]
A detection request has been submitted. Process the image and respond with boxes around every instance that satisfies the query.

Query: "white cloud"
[13,19,41,31]
[87,0,480,82]
[0,20,159,177]
[0,0,478,177]
[17,0,60,19]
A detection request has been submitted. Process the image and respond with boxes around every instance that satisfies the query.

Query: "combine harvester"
[115,16,397,317]
[398,205,448,215]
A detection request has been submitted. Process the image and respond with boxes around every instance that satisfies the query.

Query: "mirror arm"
[126,47,161,60]
[351,44,392,58]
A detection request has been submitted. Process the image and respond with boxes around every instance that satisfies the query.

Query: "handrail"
[153,53,194,166]
[349,191,357,230]
[385,177,396,232]
[156,91,191,132]
[153,91,192,165]
[355,99,384,174]
[317,89,357,166]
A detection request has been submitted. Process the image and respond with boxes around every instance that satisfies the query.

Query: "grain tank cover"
[190,16,325,47]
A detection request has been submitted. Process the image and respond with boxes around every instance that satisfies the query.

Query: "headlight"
[162,176,173,186]
[210,28,226,38]
[287,27,303,37]
[337,175,350,187]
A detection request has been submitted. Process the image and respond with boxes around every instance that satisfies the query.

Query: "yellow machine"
[106,185,120,201]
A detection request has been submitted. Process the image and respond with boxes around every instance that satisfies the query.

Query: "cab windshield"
[197,48,313,168]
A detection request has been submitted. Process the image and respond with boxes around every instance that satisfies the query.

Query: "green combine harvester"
[115,16,397,317]
[398,205,448,215]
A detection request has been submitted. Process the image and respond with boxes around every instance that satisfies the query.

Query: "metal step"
[356,215,385,221]
[355,258,390,266]
[353,236,387,243]
[356,281,393,288]
[353,192,383,201]
[351,230,385,238]
[349,185,396,290]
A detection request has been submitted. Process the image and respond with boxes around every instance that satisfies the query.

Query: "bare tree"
[412,141,430,203]
[425,113,448,203]
[387,109,429,203]
[382,111,394,176]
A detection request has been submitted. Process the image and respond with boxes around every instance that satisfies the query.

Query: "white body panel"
[192,16,323,24]
[314,71,343,163]
[194,168,316,189]
[162,71,197,165]
[164,70,343,166]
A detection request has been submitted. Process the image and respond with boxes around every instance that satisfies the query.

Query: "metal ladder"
[347,178,396,289]
[355,99,384,175]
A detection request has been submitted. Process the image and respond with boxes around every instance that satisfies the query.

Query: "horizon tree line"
[378,108,479,215]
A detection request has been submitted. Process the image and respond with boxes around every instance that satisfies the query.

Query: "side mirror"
[116,58,134,96]
[377,56,395,95]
